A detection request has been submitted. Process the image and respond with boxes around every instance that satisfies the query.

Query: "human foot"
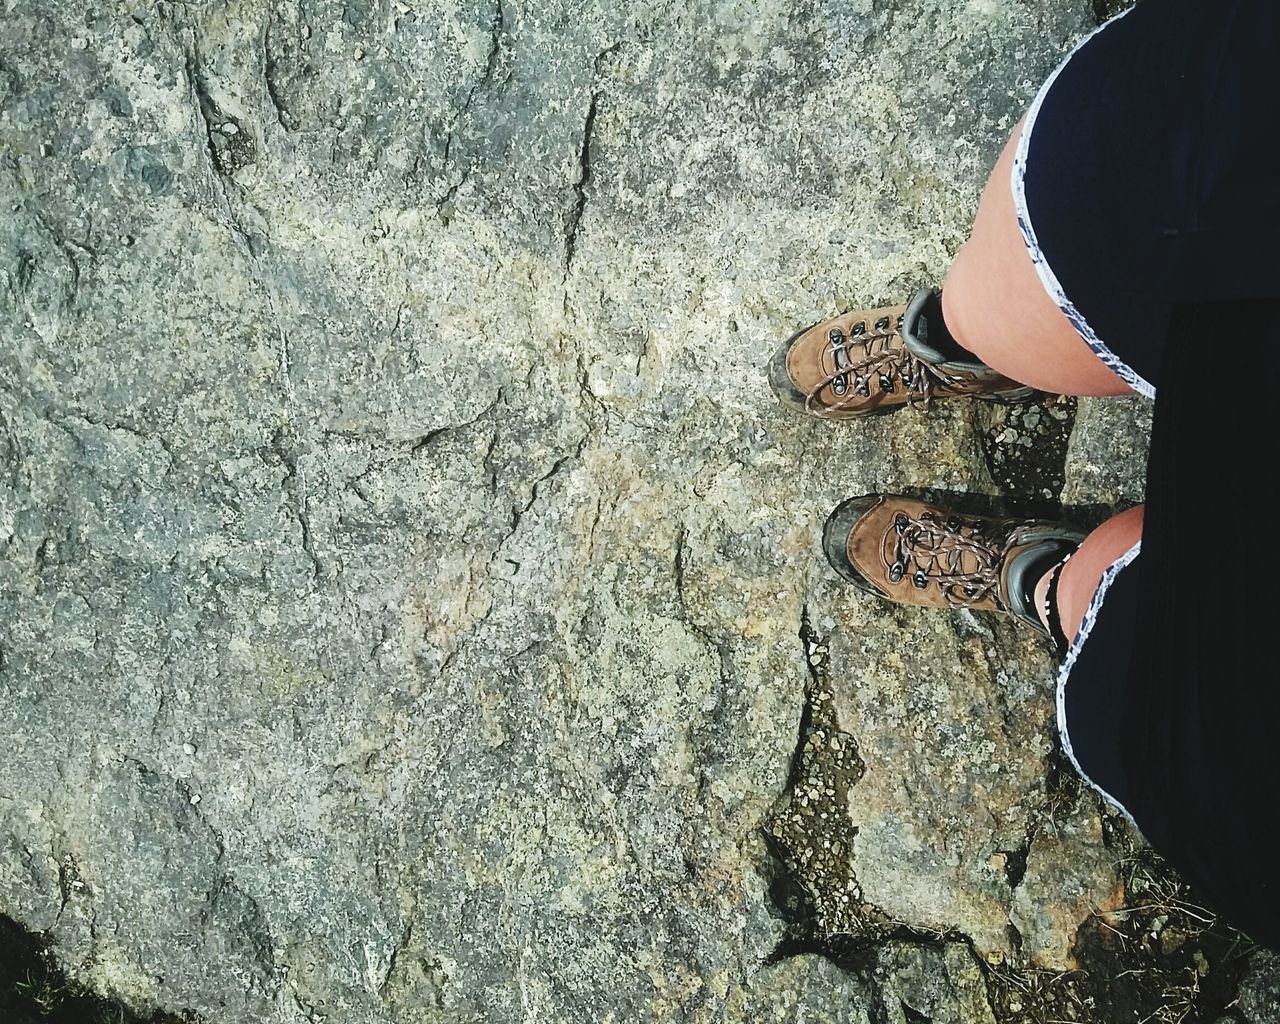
[768,288,1036,419]
[823,494,1083,641]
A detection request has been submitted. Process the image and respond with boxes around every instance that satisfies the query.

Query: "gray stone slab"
[7,3,1254,1024]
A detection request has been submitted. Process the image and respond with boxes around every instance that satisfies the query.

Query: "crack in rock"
[486,431,590,575]
[183,45,256,182]
[672,525,732,688]
[266,427,319,582]
[262,17,292,132]
[563,43,621,275]
[763,605,872,945]
[436,0,509,219]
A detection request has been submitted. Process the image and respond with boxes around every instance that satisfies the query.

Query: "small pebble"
[183,742,197,755]
[190,793,202,805]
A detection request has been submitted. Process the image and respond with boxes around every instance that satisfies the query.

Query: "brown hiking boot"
[823,495,1084,639]
[768,288,1035,419]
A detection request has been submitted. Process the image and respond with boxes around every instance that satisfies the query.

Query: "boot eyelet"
[888,563,904,583]
[833,375,847,395]
[828,328,844,344]
[854,379,870,397]
[878,373,895,393]
[912,570,929,589]
[946,516,962,531]
[851,321,866,336]
[875,316,890,331]
[894,512,909,529]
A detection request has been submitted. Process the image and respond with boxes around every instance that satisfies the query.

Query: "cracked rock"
[872,943,998,1024]
[1008,799,1124,971]
[4,1,1269,1023]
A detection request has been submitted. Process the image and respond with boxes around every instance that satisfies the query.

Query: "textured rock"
[1008,798,1123,970]
[731,955,873,1024]
[5,1,1264,1023]
[1238,950,1280,1023]
[871,942,997,1024]
[1060,395,1153,514]
[823,588,1056,959]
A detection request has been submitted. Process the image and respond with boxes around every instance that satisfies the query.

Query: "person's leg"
[807,117,1147,640]
[1035,505,1145,646]
[771,114,1137,418]
[824,495,1144,647]
[941,117,1133,397]
[943,119,1143,643]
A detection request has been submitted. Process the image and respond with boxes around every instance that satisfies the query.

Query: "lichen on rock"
[1,1,1273,1022]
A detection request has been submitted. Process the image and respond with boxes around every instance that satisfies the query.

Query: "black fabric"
[1060,557,1138,812]
[918,290,975,363]
[1023,0,1280,388]
[1120,303,1280,951]
[1022,0,1280,949]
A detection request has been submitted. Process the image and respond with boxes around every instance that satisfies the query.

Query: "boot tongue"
[901,287,991,373]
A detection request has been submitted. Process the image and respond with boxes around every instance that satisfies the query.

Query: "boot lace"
[888,508,1015,608]
[804,314,968,416]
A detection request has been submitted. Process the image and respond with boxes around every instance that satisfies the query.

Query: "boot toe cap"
[823,495,888,596]
[767,331,813,414]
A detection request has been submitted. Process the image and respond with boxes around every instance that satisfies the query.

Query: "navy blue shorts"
[1018,0,1280,948]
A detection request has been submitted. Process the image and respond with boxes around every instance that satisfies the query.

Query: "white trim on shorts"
[1053,542,1143,826]
[1011,7,1156,823]
[1011,5,1156,401]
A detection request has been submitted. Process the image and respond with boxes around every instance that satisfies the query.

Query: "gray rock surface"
[1059,395,1152,513]
[2,1,1275,1022]
[1238,950,1280,1023]
[871,943,996,1024]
